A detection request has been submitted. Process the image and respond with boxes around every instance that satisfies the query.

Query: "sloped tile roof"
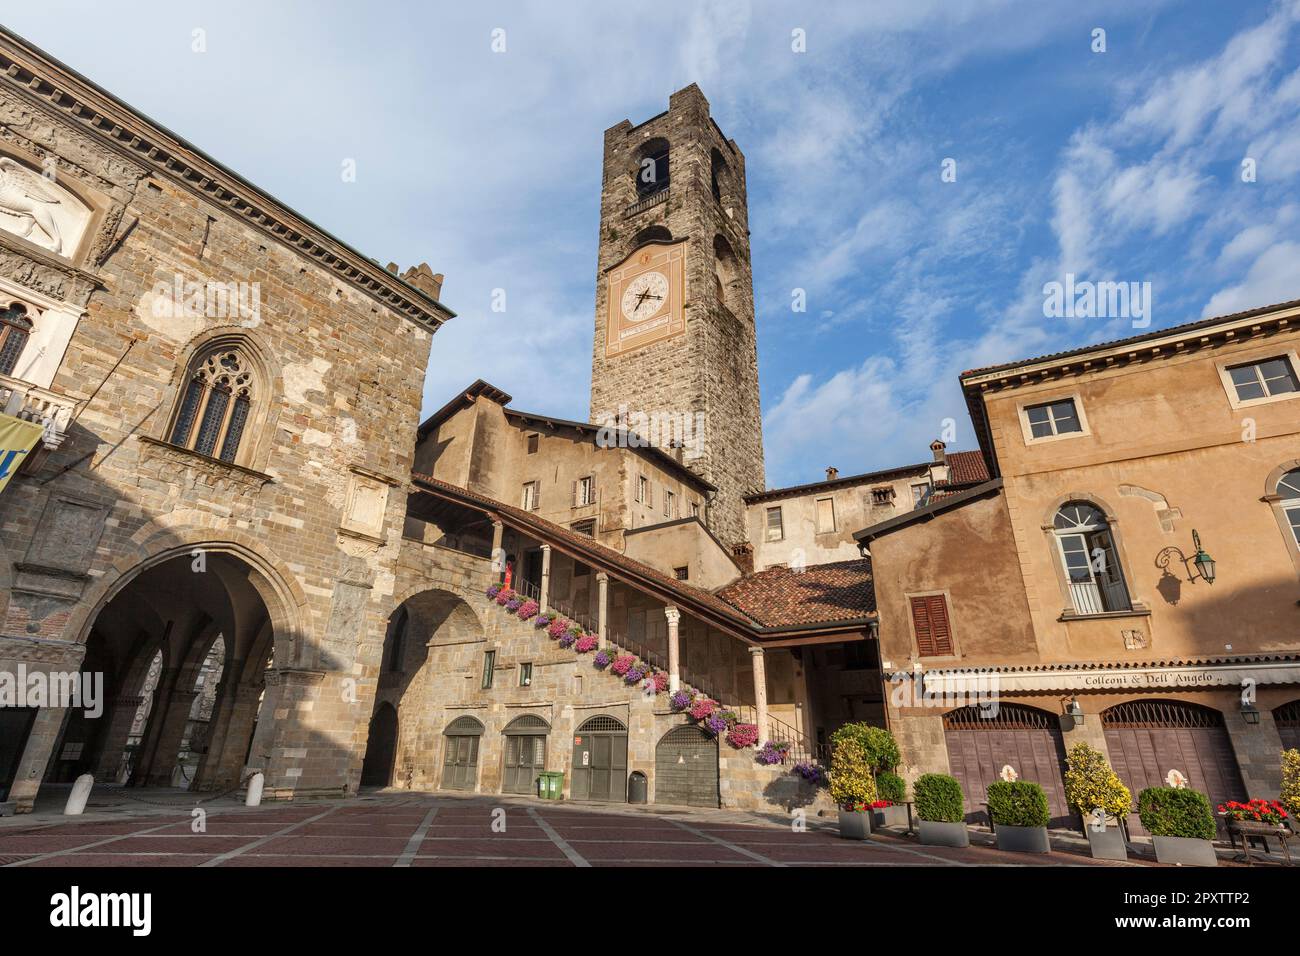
[943,450,990,486]
[715,559,876,627]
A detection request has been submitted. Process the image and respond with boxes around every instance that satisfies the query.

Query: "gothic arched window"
[1053,501,1131,614]
[635,138,670,198]
[169,345,256,463]
[0,302,33,376]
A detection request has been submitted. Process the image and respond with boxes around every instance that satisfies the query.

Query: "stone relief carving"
[0,157,74,253]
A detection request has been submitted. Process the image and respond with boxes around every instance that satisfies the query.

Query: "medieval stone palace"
[1,27,1297,820]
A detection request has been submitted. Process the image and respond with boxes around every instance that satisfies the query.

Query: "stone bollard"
[244,771,264,807]
[64,774,94,816]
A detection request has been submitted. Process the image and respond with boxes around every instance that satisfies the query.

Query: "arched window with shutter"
[168,343,258,464]
[1052,501,1131,614]
[0,302,33,376]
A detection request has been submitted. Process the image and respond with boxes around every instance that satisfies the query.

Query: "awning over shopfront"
[922,657,1300,695]
[0,412,45,494]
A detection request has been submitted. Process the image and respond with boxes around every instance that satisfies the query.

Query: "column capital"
[596,571,609,584]
[749,645,765,657]
[540,542,551,553]
[491,519,504,529]
[663,606,680,626]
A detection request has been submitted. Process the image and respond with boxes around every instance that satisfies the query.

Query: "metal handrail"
[735,705,817,764]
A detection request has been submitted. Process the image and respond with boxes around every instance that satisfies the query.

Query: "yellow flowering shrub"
[1063,742,1132,821]
[1282,749,1300,821]
[829,738,878,811]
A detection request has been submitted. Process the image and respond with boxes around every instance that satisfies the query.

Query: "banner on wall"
[0,413,45,494]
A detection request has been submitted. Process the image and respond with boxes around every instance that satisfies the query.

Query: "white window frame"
[636,474,648,504]
[664,489,676,518]
[576,475,595,507]
[1216,350,1300,410]
[911,482,931,507]
[1052,503,1131,615]
[1019,394,1090,446]
[521,480,538,511]
[1279,469,1300,551]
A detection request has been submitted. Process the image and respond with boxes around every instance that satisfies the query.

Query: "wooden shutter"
[910,594,953,657]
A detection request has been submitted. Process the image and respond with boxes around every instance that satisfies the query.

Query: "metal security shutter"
[655,725,718,808]
[502,714,550,794]
[442,716,484,791]
[1102,700,1246,836]
[571,715,628,802]
[0,707,37,803]
[1275,700,1300,752]
[943,704,1071,827]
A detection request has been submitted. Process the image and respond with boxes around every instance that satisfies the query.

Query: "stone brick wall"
[589,85,763,547]
[0,41,445,808]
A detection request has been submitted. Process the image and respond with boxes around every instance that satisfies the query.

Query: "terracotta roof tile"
[715,559,876,628]
[941,450,990,487]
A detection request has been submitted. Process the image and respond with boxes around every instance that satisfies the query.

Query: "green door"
[571,716,628,802]
[441,716,485,791]
[504,734,546,794]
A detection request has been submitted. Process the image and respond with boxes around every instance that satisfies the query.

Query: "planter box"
[838,809,872,840]
[1152,835,1218,866]
[871,805,910,829]
[1086,825,1128,861]
[918,820,969,848]
[994,824,1051,854]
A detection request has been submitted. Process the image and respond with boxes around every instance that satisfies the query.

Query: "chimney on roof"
[826,466,839,481]
[401,262,445,300]
[930,439,947,464]
[731,542,754,575]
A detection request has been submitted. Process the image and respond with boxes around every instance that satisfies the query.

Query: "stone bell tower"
[589,84,764,546]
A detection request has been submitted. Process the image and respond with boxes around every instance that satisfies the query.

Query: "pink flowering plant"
[547,618,570,640]
[610,654,636,676]
[495,588,515,606]
[574,634,599,653]
[688,697,716,721]
[516,599,539,620]
[651,671,670,694]
[727,723,759,749]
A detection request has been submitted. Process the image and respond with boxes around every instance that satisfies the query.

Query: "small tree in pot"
[1063,742,1132,860]
[829,738,877,840]
[987,780,1051,853]
[913,773,969,847]
[1138,785,1218,866]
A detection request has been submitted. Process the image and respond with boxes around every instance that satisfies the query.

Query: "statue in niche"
[0,157,66,254]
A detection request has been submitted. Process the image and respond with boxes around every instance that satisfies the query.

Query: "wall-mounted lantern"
[1191,530,1216,584]
[1156,529,1217,585]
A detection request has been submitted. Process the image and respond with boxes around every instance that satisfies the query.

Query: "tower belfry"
[589,85,764,545]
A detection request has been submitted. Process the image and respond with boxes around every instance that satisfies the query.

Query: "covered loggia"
[50,550,276,793]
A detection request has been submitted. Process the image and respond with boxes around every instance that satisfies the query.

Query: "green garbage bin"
[537,771,565,801]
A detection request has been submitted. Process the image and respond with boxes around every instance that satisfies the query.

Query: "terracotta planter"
[918,820,969,847]
[1085,825,1128,861]
[1152,835,1218,866]
[871,805,910,829]
[994,823,1051,854]
[838,809,872,840]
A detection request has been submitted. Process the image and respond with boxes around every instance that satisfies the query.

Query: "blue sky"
[6,1,1300,488]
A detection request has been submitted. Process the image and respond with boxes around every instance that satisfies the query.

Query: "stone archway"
[49,548,286,793]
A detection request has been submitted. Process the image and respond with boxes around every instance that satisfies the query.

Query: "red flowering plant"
[495,588,515,606]
[869,800,892,809]
[650,671,670,694]
[516,599,539,621]
[610,654,636,676]
[1217,799,1289,825]
[688,697,716,721]
[726,723,759,749]
[546,618,570,640]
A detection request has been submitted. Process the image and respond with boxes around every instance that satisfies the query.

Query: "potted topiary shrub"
[987,780,1051,853]
[913,773,969,847]
[872,771,910,828]
[829,738,877,840]
[1063,742,1132,861]
[1137,786,1218,866]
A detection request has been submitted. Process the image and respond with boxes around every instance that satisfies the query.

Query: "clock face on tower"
[620,270,670,323]
[605,241,687,358]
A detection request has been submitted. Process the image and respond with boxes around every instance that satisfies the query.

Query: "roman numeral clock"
[604,242,687,358]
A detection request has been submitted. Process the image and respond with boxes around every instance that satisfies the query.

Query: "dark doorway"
[360,702,398,787]
[655,724,718,808]
[0,707,37,803]
[522,549,544,596]
[571,715,628,802]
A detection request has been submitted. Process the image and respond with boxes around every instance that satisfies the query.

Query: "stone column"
[491,520,504,576]
[204,684,264,791]
[130,666,179,786]
[596,572,609,649]
[539,544,552,612]
[92,695,144,782]
[750,646,769,744]
[665,606,681,692]
[144,689,199,787]
[192,661,244,789]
